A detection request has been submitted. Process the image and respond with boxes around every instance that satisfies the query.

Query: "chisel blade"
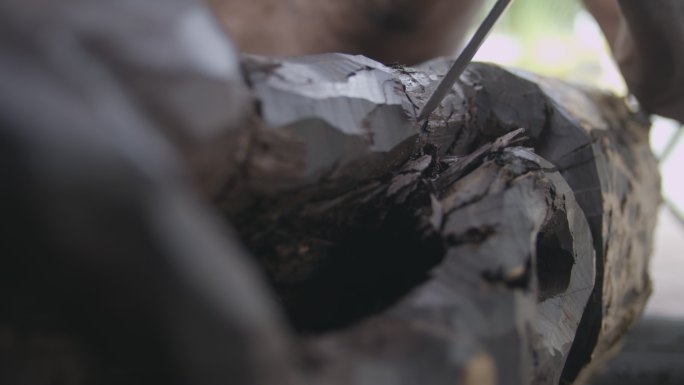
[417,0,513,121]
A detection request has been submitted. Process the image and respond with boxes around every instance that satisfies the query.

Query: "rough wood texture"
[0,1,660,384]
[221,54,660,385]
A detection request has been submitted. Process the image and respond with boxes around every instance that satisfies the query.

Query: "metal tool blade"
[417,0,513,121]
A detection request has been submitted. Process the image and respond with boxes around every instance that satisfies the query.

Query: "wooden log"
[206,53,659,384]
[0,1,660,384]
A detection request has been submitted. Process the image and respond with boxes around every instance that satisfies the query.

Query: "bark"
[0,1,660,385]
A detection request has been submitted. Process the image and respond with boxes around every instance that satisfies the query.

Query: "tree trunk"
[0,2,659,385]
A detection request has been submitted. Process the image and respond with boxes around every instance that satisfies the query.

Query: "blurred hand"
[584,0,684,122]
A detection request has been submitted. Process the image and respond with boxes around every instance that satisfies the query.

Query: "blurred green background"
[473,0,625,93]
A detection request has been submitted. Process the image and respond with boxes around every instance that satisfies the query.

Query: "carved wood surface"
[0,1,660,384]
[224,54,659,385]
